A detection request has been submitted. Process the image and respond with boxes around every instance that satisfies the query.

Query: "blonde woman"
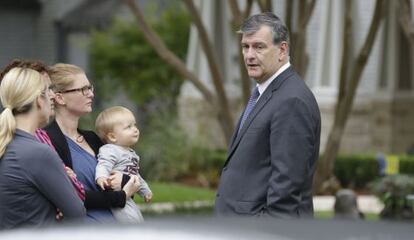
[44,63,140,223]
[0,67,85,229]
[0,59,86,201]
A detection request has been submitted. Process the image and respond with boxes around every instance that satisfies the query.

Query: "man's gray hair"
[238,12,290,45]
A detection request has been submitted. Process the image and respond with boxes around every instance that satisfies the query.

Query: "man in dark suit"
[215,12,321,218]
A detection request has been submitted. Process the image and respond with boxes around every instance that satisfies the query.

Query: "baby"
[95,106,152,223]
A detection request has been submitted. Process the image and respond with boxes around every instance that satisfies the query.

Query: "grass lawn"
[134,182,216,204]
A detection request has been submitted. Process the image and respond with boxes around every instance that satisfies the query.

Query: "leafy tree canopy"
[89,4,190,110]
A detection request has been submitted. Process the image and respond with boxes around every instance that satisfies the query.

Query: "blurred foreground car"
[0,216,413,240]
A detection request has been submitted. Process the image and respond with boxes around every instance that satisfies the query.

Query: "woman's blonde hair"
[48,63,84,92]
[0,67,47,157]
[95,106,134,142]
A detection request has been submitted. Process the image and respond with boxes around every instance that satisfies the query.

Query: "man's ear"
[54,93,66,106]
[278,41,289,61]
[106,132,117,143]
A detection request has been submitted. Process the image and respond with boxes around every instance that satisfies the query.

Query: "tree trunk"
[183,0,234,142]
[228,0,253,104]
[314,0,386,193]
[289,0,316,78]
[257,0,272,12]
[399,0,414,92]
[399,0,414,61]
[285,0,293,34]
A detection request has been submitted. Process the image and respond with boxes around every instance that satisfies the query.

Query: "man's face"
[241,26,287,83]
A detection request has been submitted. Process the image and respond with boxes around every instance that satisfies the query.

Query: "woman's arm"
[84,190,126,209]
[84,175,140,209]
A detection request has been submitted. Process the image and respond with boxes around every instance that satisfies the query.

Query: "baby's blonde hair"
[95,106,134,142]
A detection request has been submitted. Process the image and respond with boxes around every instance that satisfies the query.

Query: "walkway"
[313,195,383,213]
[140,196,384,214]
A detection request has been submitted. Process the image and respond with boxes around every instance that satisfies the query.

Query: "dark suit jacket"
[214,66,321,218]
[44,120,127,209]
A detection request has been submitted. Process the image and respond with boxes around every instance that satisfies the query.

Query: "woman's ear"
[53,93,66,106]
[35,95,42,109]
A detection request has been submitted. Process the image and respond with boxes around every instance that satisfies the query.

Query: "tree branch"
[347,0,385,100]
[399,0,414,42]
[123,0,214,104]
[300,0,317,30]
[229,0,242,26]
[228,0,251,104]
[265,0,272,11]
[337,0,352,109]
[257,0,272,12]
[285,0,293,33]
[183,0,234,140]
[315,0,386,193]
[243,0,254,19]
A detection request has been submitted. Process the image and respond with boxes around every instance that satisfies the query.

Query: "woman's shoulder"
[11,133,58,161]
[29,138,58,158]
[78,128,98,136]
[79,129,101,142]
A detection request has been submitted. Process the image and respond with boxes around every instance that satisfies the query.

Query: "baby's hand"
[144,192,153,203]
[96,177,109,190]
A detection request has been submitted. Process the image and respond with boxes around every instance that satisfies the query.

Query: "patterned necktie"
[238,87,260,133]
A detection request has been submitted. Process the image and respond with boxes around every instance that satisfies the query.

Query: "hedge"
[333,155,380,189]
[173,150,414,190]
[333,155,414,189]
[400,155,414,175]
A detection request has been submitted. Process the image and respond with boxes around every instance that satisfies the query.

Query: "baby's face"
[110,112,140,148]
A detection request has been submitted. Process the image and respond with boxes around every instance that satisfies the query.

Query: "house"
[0,0,122,70]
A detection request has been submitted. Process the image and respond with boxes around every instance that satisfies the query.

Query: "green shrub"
[137,116,190,181]
[334,155,380,189]
[137,116,226,188]
[400,155,414,175]
[370,174,414,220]
[185,147,226,188]
[331,154,414,191]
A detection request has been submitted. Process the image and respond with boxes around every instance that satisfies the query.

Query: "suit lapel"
[226,91,273,160]
[225,66,295,166]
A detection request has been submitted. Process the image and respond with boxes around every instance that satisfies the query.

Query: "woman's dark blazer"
[44,120,127,209]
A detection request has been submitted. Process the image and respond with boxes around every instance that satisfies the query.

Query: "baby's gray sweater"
[96,144,151,197]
